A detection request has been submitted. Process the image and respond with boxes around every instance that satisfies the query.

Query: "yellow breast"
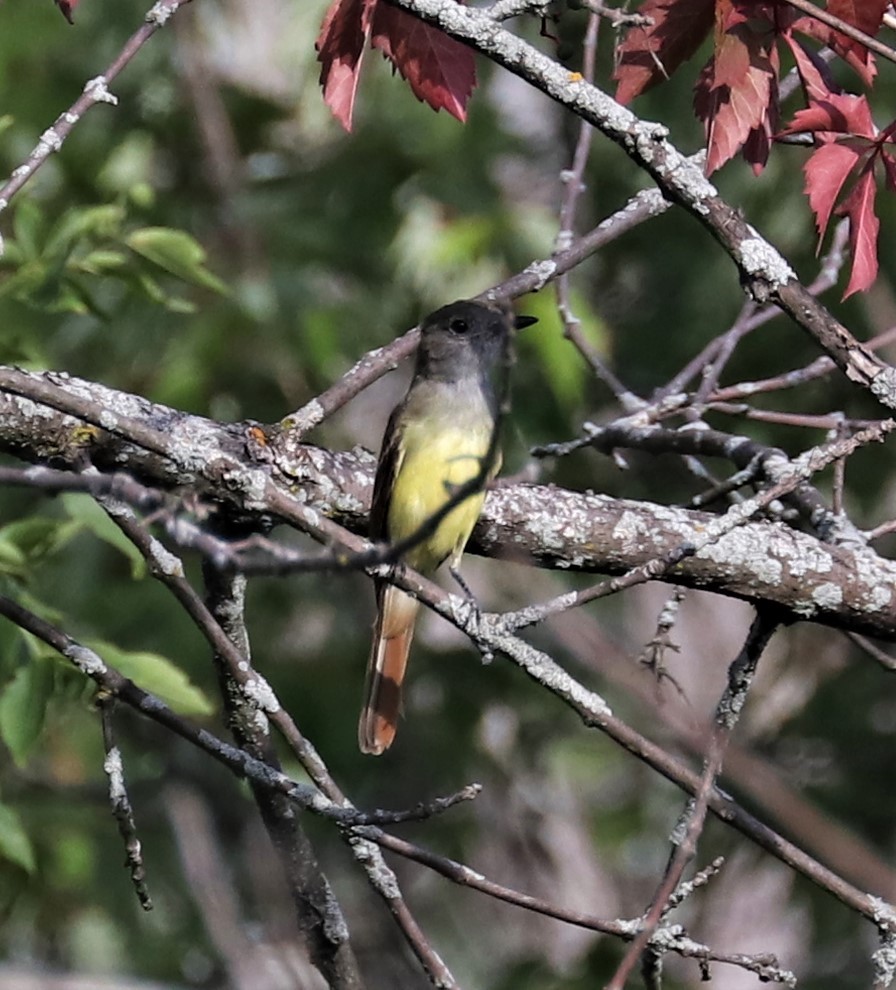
[388,418,496,573]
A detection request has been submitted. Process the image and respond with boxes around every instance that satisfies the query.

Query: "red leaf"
[695,60,774,172]
[781,31,838,102]
[827,0,889,38]
[613,0,715,103]
[370,3,476,120]
[793,13,877,86]
[709,10,751,91]
[54,0,78,23]
[803,141,862,239]
[742,87,778,175]
[694,8,778,174]
[316,0,378,131]
[825,0,888,67]
[316,0,476,129]
[835,168,879,298]
[780,93,876,140]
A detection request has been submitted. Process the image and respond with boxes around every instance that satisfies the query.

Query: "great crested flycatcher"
[359,299,536,755]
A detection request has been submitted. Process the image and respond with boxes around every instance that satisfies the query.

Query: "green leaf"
[0,654,55,765]
[46,283,91,315]
[0,516,84,569]
[125,227,228,294]
[0,533,27,578]
[134,270,166,304]
[162,295,197,314]
[60,494,146,579]
[43,204,125,259]
[0,239,23,266]
[0,259,46,300]
[77,248,129,274]
[89,640,214,717]
[0,802,36,873]
[128,182,155,209]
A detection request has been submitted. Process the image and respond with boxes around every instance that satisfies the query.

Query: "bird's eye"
[449,317,469,334]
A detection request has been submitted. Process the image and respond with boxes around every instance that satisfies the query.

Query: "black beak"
[514,315,538,330]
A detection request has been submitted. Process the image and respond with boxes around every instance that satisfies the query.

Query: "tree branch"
[2,369,896,639]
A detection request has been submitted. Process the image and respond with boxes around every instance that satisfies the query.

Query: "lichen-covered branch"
[2,367,895,639]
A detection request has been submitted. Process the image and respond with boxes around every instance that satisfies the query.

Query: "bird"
[358,298,536,755]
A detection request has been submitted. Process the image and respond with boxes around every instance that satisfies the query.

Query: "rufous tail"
[358,585,419,755]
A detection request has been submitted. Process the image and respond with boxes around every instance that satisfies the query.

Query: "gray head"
[415,299,535,384]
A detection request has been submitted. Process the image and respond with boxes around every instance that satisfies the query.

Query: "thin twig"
[349,830,794,983]
[200,563,363,990]
[846,633,896,672]
[92,479,462,984]
[517,420,891,628]
[99,697,153,911]
[658,220,849,402]
[552,11,640,408]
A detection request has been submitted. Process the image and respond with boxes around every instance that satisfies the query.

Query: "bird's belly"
[388,425,493,571]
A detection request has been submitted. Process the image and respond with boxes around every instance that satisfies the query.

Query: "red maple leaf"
[370,4,476,120]
[836,169,879,297]
[54,0,78,23]
[613,0,715,104]
[692,0,782,174]
[781,94,896,297]
[316,0,476,131]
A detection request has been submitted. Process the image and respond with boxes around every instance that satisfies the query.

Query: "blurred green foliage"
[1,1,896,988]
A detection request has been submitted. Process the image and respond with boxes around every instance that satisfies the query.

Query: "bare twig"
[639,588,686,690]
[658,220,849,402]
[359,828,794,983]
[87,478,464,985]
[516,420,891,628]
[582,1,654,28]
[552,11,640,408]
[0,593,468,831]
[283,184,672,436]
[846,633,896,672]
[98,698,152,911]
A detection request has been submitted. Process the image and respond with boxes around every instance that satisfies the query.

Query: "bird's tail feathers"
[358,585,419,755]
